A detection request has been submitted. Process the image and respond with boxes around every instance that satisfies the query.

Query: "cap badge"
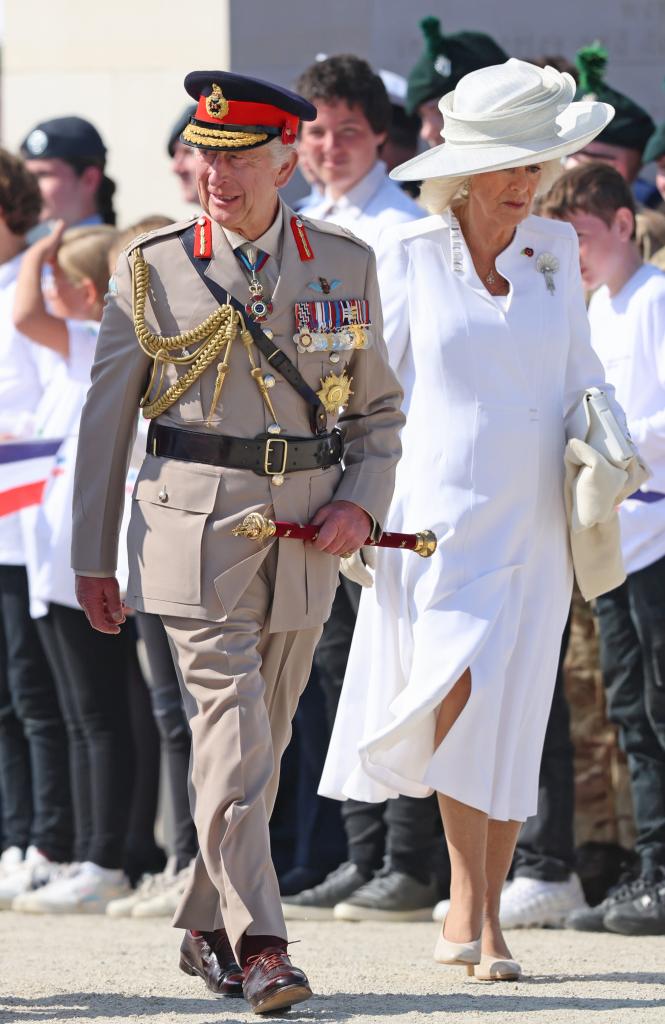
[206,83,229,121]
[26,128,48,156]
[434,55,452,78]
[317,371,354,414]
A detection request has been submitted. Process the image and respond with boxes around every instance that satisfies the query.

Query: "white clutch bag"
[568,387,635,466]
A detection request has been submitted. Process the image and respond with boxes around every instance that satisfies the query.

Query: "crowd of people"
[1,13,665,1012]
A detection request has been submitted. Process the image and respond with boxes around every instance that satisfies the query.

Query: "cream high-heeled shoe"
[433,925,482,973]
[472,955,521,981]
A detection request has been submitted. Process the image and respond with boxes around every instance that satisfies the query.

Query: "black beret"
[575,43,655,154]
[406,17,508,115]
[644,121,665,165]
[167,104,197,157]
[20,116,106,164]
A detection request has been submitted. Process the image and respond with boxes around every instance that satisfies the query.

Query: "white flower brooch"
[536,252,559,295]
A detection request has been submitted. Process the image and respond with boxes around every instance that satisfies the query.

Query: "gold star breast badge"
[317,371,354,413]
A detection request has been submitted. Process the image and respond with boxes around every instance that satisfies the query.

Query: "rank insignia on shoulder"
[290,216,315,262]
[293,299,372,354]
[194,215,212,258]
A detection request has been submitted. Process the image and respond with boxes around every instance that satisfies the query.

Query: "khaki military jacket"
[71,200,404,632]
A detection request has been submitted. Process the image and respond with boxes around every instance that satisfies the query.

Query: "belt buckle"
[264,437,289,476]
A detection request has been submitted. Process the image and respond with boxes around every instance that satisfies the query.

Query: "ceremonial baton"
[232,512,437,558]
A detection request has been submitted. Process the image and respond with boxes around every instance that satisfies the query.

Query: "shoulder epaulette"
[124,215,199,256]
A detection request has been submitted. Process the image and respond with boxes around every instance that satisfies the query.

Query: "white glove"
[340,546,376,587]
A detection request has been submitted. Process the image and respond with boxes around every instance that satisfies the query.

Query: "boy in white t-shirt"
[545,161,665,937]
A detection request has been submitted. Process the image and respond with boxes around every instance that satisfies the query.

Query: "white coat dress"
[319,211,614,822]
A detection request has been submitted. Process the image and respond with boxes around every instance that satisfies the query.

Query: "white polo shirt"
[588,263,665,574]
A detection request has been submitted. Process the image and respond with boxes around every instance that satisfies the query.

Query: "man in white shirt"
[0,148,71,892]
[295,55,422,255]
[282,55,446,926]
[546,161,665,936]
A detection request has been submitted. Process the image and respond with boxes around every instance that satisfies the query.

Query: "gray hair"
[420,159,564,215]
[265,136,298,169]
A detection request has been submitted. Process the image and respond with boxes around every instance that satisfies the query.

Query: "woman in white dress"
[320,60,621,979]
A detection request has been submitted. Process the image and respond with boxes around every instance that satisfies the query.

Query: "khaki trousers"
[161,548,322,960]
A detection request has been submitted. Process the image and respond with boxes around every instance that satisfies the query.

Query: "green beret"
[644,122,665,164]
[405,16,508,116]
[574,42,654,153]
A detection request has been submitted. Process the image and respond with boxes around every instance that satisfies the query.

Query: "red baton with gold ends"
[232,513,437,558]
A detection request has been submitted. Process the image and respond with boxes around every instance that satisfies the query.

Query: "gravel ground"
[1,913,664,1024]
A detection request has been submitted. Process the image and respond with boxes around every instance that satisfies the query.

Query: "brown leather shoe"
[243,947,312,1014]
[179,929,244,998]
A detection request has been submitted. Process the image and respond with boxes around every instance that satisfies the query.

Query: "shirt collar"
[321,160,387,218]
[222,203,284,260]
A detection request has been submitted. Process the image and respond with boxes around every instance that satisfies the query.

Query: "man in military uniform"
[72,71,403,1015]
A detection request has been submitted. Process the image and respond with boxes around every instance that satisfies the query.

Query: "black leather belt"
[147,421,343,477]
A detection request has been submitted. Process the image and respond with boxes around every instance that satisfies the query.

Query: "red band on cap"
[195,96,299,141]
[193,216,212,258]
[291,216,315,262]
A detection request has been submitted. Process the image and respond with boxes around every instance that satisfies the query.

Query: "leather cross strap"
[178,224,329,435]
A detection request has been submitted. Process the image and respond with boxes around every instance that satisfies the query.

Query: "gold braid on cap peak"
[182,123,269,148]
[131,247,250,422]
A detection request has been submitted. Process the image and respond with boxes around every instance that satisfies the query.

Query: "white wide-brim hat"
[391,58,614,181]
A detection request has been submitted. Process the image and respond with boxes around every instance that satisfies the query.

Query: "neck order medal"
[238,246,273,323]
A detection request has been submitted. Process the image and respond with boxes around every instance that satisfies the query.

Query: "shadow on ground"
[2,983,665,1024]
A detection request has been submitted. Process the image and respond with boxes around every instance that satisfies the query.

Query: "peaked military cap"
[405,16,508,116]
[182,71,317,151]
[20,116,106,164]
[574,42,654,153]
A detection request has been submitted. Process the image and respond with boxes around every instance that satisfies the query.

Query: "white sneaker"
[12,863,80,911]
[432,881,513,922]
[0,847,66,908]
[13,861,130,914]
[500,874,588,929]
[0,846,23,877]
[432,897,450,922]
[132,859,193,918]
[106,856,181,918]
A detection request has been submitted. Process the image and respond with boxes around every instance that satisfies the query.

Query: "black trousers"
[36,603,144,870]
[513,616,575,881]
[317,579,448,888]
[0,565,71,860]
[595,554,665,872]
[135,611,197,869]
